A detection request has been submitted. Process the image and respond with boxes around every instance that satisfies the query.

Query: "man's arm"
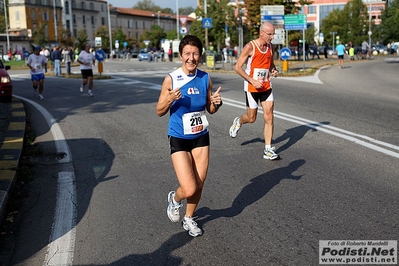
[234,41,253,83]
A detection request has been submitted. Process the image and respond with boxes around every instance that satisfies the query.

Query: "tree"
[320,0,377,46]
[76,29,88,50]
[0,0,7,33]
[191,0,236,51]
[179,7,195,16]
[32,23,48,47]
[380,0,399,43]
[94,25,111,51]
[60,28,75,48]
[113,27,126,50]
[139,25,166,49]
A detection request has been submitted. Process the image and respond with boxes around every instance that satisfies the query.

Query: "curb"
[0,97,26,223]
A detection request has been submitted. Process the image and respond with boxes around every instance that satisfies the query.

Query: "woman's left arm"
[207,76,222,114]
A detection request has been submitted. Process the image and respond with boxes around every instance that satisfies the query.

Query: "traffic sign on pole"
[202,18,212,29]
[279,47,291,60]
[284,14,307,30]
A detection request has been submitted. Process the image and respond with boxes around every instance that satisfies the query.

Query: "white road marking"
[14,96,76,266]
[222,98,399,159]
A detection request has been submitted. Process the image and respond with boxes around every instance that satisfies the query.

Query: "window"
[15,10,20,20]
[32,11,36,21]
[90,3,94,10]
[81,1,85,9]
[43,12,48,21]
[135,21,138,29]
[143,21,145,29]
[73,14,76,23]
[91,16,95,24]
[128,20,132,28]
[72,0,75,8]
[65,1,69,15]
[101,17,105,25]
[83,15,85,24]
[66,20,70,29]
[308,6,315,14]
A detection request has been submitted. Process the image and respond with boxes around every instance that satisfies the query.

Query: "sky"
[108,0,198,11]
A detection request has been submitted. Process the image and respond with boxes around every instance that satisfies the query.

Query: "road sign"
[272,29,285,45]
[261,5,284,44]
[180,27,187,35]
[179,16,188,26]
[95,37,102,47]
[202,18,212,29]
[280,47,291,60]
[95,49,106,62]
[284,14,307,30]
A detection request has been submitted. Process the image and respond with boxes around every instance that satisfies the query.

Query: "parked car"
[371,44,387,54]
[130,49,139,58]
[0,61,12,103]
[138,49,149,61]
[318,46,335,56]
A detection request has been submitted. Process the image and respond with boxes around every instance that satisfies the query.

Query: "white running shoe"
[167,191,182,223]
[39,94,44,100]
[229,117,241,138]
[88,90,93,97]
[182,216,202,237]
[80,85,84,92]
[263,147,280,160]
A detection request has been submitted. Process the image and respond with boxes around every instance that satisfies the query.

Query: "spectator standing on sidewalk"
[77,43,96,97]
[168,47,173,62]
[51,46,62,76]
[62,47,72,75]
[336,41,346,68]
[312,41,320,59]
[323,40,329,59]
[26,46,47,100]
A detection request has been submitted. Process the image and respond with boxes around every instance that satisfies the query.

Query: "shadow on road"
[195,159,305,229]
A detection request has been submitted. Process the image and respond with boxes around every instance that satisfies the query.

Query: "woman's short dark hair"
[179,35,203,55]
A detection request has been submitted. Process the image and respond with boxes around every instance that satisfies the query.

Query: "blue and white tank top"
[168,68,210,139]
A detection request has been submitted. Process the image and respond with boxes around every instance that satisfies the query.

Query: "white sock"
[172,197,180,205]
[265,145,271,150]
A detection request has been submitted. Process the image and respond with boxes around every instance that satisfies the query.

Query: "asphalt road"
[1,57,399,265]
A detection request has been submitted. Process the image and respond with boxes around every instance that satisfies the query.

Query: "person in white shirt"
[77,43,96,97]
[62,46,72,75]
[27,46,47,100]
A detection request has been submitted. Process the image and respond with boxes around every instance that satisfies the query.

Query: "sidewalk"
[0,97,26,224]
[198,56,338,75]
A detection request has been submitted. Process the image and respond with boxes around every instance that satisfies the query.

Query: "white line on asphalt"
[222,98,399,159]
[14,96,76,266]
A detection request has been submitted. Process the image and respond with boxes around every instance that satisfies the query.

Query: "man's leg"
[261,100,274,146]
[39,79,45,94]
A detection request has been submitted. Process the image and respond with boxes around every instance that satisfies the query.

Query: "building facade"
[2,0,185,55]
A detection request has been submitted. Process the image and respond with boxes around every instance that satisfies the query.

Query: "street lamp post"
[368,0,372,56]
[204,0,208,50]
[107,2,113,57]
[53,0,58,43]
[3,0,10,53]
[157,11,160,26]
[176,0,179,40]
